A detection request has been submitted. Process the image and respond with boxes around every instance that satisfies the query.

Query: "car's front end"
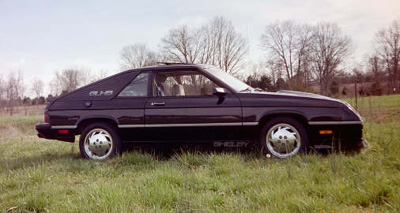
[306,97,366,151]
[237,89,366,152]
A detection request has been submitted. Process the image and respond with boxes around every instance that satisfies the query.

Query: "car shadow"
[122,142,258,160]
[0,144,252,172]
[1,144,357,172]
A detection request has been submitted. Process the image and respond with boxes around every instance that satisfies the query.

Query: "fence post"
[354,82,358,110]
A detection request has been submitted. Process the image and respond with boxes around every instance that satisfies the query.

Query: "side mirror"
[212,87,229,96]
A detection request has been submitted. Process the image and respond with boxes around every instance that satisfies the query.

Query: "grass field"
[1,95,400,212]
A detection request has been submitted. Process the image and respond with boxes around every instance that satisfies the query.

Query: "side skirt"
[122,140,255,148]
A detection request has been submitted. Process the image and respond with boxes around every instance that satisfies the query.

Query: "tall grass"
[0,96,399,212]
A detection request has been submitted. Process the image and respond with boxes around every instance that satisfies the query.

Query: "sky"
[1,0,399,96]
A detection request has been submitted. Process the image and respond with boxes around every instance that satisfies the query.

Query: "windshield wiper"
[240,87,254,93]
[240,87,264,93]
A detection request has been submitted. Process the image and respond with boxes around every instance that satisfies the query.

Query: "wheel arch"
[76,116,118,134]
[258,112,309,132]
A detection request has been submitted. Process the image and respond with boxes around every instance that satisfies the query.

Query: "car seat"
[172,84,185,96]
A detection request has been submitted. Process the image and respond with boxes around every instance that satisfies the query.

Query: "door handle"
[150,102,165,106]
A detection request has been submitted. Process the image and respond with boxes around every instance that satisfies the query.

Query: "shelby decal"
[89,90,113,96]
[214,141,249,148]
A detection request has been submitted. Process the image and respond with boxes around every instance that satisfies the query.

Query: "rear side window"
[118,72,149,97]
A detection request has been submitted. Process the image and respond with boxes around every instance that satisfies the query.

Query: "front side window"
[118,72,149,97]
[153,71,220,97]
[203,66,251,92]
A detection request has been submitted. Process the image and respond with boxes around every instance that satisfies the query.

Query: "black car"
[36,64,365,160]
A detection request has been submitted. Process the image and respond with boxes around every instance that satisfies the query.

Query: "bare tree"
[261,21,313,87]
[58,69,79,93]
[161,26,202,64]
[247,61,266,75]
[375,20,400,93]
[161,17,247,74]
[51,69,81,95]
[120,43,158,69]
[361,54,385,95]
[49,80,60,96]
[32,78,44,107]
[93,69,109,81]
[310,22,351,95]
[50,68,106,96]
[80,68,98,86]
[5,71,24,115]
[265,59,284,86]
[207,17,247,74]
[0,75,5,110]
[196,26,215,64]
[366,54,385,80]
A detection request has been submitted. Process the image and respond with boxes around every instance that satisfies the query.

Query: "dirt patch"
[371,113,390,123]
[364,112,400,123]
[0,125,21,140]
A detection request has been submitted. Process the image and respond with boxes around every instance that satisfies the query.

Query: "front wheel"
[260,117,308,158]
[79,123,121,160]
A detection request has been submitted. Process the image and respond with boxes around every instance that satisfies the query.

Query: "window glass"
[118,72,149,97]
[203,66,251,92]
[153,71,219,97]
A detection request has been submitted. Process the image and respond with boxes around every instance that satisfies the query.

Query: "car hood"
[236,89,362,121]
[275,90,340,101]
[237,90,347,108]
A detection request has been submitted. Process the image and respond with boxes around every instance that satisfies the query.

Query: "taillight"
[58,130,69,134]
[44,113,49,123]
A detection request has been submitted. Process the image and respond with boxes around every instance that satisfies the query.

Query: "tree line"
[120,17,247,75]
[1,17,399,114]
[0,68,107,115]
[120,17,400,97]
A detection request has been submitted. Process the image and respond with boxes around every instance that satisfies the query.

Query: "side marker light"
[319,130,333,135]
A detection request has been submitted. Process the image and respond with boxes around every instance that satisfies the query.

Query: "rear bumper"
[35,123,75,142]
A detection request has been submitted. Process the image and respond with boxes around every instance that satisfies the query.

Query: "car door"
[143,68,242,142]
[113,71,150,142]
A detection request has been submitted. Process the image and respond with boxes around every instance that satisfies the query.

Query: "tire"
[79,122,122,160]
[260,117,308,158]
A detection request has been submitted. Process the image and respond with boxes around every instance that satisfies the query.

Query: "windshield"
[202,67,251,92]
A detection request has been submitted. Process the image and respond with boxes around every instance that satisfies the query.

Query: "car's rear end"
[35,100,76,142]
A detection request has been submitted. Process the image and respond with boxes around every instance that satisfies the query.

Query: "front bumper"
[35,123,75,142]
[308,123,365,151]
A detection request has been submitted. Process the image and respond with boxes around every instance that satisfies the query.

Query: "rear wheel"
[260,117,308,158]
[79,123,121,160]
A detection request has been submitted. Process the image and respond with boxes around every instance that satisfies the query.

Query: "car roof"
[51,64,219,103]
[122,64,208,73]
